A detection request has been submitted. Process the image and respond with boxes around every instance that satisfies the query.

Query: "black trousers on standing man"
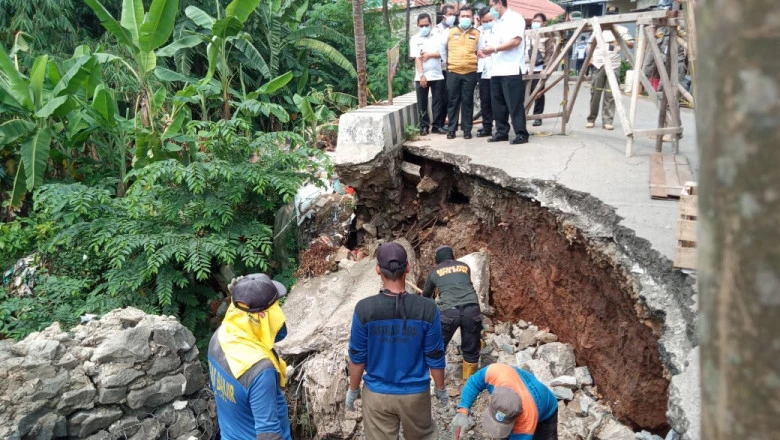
[415,80,446,131]
[440,304,482,364]
[436,71,448,129]
[530,78,545,116]
[478,77,493,133]
[490,74,529,141]
[446,71,478,134]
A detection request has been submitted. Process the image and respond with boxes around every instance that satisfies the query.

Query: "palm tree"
[352,0,368,107]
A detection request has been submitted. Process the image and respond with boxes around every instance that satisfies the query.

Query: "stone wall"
[0,308,215,440]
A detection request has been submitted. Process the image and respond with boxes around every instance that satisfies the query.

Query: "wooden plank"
[526,33,541,103]
[684,0,698,90]
[634,127,684,136]
[532,10,674,34]
[676,219,697,242]
[663,153,682,197]
[676,156,694,185]
[645,26,680,125]
[650,152,667,199]
[527,112,564,120]
[562,54,570,135]
[627,24,645,157]
[673,246,697,270]
[679,194,698,217]
[669,27,681,153]
[591,18,632,136]
[526,74,566,112]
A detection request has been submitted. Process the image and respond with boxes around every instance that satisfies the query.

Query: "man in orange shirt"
[451,363,558,439]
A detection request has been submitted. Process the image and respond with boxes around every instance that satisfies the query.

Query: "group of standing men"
[411,0,549,145]
[207,242,558,440]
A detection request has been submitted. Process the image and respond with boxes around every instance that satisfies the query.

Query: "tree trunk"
[382,0,391,29]
[696,1,780,439]
[352,0,368,108]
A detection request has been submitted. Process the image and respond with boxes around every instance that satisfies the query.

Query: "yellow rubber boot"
[462,361,479,382]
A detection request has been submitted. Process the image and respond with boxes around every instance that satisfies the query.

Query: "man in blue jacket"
[208,274,292,440]
[346,242,448,440]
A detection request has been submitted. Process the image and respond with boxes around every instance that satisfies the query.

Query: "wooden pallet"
[650,153,694,199]
[673,182,697,270]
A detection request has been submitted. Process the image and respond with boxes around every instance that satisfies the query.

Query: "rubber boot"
[462,361,479,382]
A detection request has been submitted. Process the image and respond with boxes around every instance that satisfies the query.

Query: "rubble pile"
[0,308,215,440]
[432,318,666,440]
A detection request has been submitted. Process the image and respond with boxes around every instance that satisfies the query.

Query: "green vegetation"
[0,0,414,341]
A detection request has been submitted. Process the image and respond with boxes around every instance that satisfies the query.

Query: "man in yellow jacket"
[208,274,292,440]
[440,5,480,140]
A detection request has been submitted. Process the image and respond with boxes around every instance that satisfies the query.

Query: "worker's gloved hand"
[451,410,472,431]
[434,387,449,406]
[345,388,360,411]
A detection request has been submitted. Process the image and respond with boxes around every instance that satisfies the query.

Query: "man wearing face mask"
[432,4,458,134]
[479,0,529,145]
[411,13,445,137]
[208,274,293,440]
[476,7,496,138]
[528,13,555,127]
[440,5,480,139]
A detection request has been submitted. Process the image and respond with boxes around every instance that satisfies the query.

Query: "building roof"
[508,0,566,20]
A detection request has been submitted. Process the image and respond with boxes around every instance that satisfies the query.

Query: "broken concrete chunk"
[552,386,574,401]
[515,351,532,367]
[416,176,439,193]
[550,375,578,390]
[572,392,594,417]
[635,430,665,440]
[595,418,635,440]
[521,359,554,385]
[91,325,152,364]
[458,252,492,317]
[514,329,537,350]
[534,330,559,344]
[575,366,594,386]
[67,406,123,438]
[535,342,576,376]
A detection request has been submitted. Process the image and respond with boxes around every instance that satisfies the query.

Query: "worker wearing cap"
[421,245,483,381]
[208,274,292,440]
[451,363,558,440]
[347,242,448,440]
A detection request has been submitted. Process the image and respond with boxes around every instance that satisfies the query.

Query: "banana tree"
[0,45,125,206]
[156,0,267,119]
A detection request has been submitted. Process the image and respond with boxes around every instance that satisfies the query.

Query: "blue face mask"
[420,26,431,37]
[490,8,500,19]
[459,18,472,30]
[482,22,494,31]
[531,22,542,30]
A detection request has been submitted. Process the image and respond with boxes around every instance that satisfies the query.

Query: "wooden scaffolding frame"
[520,10,690,157]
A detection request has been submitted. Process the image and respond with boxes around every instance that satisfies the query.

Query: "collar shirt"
[440,26,480,75]
[491,9,527,77]
[477,27,495,79]
[590,25,633,70]
[410,33,445,81]
[434,22,450,70]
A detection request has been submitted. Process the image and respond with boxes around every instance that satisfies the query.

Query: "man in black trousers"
[479,0,529,145]
[440,5,480,139]
[411,13,446,136]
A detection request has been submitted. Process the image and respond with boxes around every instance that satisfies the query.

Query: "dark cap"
[482,387,523,438]
[435,245,455,264]
[231,273,287,313]
[377,242,408,272]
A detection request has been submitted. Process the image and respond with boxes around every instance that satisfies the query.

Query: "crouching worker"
[208,274,292,440]
[451,363,558,440]
[347,242,448,440]
[422,245,483,381]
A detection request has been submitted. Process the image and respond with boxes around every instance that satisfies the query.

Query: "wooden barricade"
[673,182,697,270]
[522,10,689,157]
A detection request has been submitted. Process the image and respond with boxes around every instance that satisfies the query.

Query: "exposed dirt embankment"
[394,157,670,432]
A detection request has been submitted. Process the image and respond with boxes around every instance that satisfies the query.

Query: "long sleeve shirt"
[349,291,446,395]
[458,363,558,440]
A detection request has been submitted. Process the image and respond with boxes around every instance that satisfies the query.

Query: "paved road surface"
[405,81,698,260]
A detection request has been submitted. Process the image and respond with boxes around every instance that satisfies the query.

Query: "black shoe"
[432,127,449,135]
[447,132,456,139]
[463,132,472,139]
[420,127,429,136]
[510,136,529,145]
[487,135,509,142]
[476,128,492,137]
[533,120,542,127]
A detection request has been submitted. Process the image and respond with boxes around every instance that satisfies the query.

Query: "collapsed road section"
[302,95,701,439]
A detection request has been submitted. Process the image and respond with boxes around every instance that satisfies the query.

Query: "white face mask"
[445,15,456,27]
[531,22,543,30]
[420,26,431,37]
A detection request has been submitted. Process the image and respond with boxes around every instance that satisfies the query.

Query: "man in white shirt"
[411,13,445,136]
[476,7,496,138]
[478,0,529,145]
[586,7,634,130]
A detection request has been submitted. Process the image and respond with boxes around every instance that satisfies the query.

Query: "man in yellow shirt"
[440,5,480,140]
